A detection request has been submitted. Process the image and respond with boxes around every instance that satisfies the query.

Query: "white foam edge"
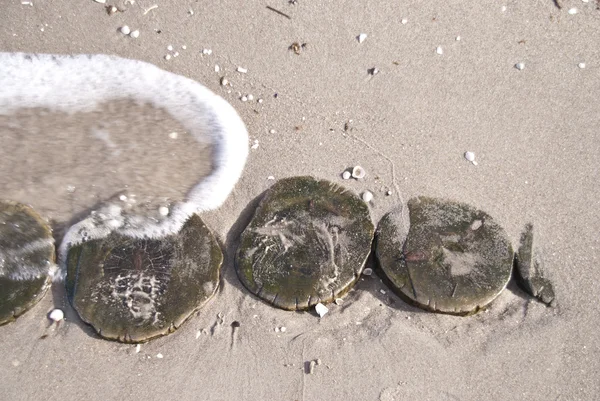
[0,53,248,281]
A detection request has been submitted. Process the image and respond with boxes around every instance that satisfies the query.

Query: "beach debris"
[362,191,373,203]
[362,268,373,276]
[202,49,213,55]
[143,4,158,15]
[375,197,513,315]
[241,96,248,102]
[436,46,444,55]
[308,360,317,374]
[315,303,329,317]
[237,66,248,74]
[352,166,366,179]
[266,5,292,19]
[135,344,141,353]
[368,67,380,75]
[514,223,556,306]
[578,62,586,69]
[158,206,169,216]
[21,1,33,6]
[464,151,476,163]
[120,25,131,35]
[501,5,507,12]
[167,45,173,51]
[119,194,128,201]
[165,54,171,61]
[188,8,194,15]
[568,7,578,14]
[357,33,368,43]
[269,129,276,134]
[214,65,220,72]
[48,309,64,322]
[334,298,344,305]
[247,94,254,101]
[342,171,352,180]
[267,176,275,180]
[156,353,163,359]
[220,77,229,86]
[236,177,374,311]
[182,45,187,50]
[289,42,307,55]
[106,5,118,14]
[65,215,223,342]
[386,190,392,196]
[379,289,386,295]
[130,30,140,38]
[0,201,54,325]
[251,139,259,149]
[279,326,287,332]
[456,36,461,41]
[515,62,525,70]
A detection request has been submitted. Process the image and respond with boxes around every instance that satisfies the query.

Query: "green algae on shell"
[514,223,556,307]
[376,197,513,315]
[66,214,222,343]
[0,200,55,325]
[236,176,374,310]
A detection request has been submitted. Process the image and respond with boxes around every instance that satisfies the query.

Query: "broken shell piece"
[578,62,586,69]
[362,191,373,202]
[357,33,367,43]
[158,206,169,216]
[120,26,131,35]
[315,303,329,318]
[436,46,443,55]
[342,171,351,180]
[48,309,64,322]
[464,151,475,162]
[515,62,525,70]
[568,7,578,14]
[334,298,343,305]
[237,66,248,74]
[351,166,366,179]
[130,30,140,38]
[362,267,373,276]
[95,0,107,3]
[135,344,141,353]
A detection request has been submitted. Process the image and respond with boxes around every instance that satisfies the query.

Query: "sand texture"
[1,0,599,400]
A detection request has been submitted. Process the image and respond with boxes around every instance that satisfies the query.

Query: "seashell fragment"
[515,62,525,70]
[315,303,329,318]
[357,33,367,43]
[130,30,140,38]
[351,166,366,179]
[362,191,373,203]
[464,151,475,162]
[120,26,131,35]
[48,309,64,322]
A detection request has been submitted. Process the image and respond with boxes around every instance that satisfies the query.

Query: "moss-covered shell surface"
[66,214,222,343]
[236,176,374,310]
[0,200,54,325]
[376,197,513,315]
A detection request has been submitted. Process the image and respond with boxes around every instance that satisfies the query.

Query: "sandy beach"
[1,0,599,400]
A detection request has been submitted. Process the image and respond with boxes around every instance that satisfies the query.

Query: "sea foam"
[0,53,248,280]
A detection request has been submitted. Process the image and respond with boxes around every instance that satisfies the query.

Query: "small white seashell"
[464,151,475,162]
[130,30,139,38]
[165,54,171,60]
[267,175,275,180]
[258,98,264,104]
[578,62,586,69]
[241,96,248,102]
[315,303,329,318]
[401,18,408,24]
[247,94,254,101]
[167,45,173,51]
[436,46,443,55]
[94,0,107,4]
[334,298,344,305]
[109,6,117,13]
[515,62,525,70]
[182,45,187,50]
[156,353,163,359]
[269,129,276,134]
[158,206,169,216]
[135,344,141,353]
[169,132,178,139]
[342,171,351,180]
[173,52,179,57]
[357,33,367,43]
[362,191,373,202]
[274,327,280,332]
[120,26,131,35]
[362,268,373,276]
[279,326,287,333]
[352,166,366,179]
[237,66,248,73]
[568,8,578,14]
[119,195,127,201]
[386,190,392,196]
[48,309,64,322]
[501,5,507,12]
[202,48,212,55]
[456,36,461,41]
[214,64,220,72]
[251,140,259,150]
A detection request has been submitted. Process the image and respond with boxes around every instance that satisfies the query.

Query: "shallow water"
[0,99,212,240]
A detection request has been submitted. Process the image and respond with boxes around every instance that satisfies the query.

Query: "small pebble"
[436,46,443,55]
[167,45,173,51]
[308,360,316,374]
[568,8,578,14]
[362,191,373,203]
[119,195,127,201]
[241,96,248,102]
[66,185,76,193]
[386,190,392,196]
[237,66,248,74]
[258,98,264,104]
[456,36,461,41]
[368,67,379,75]
[158,206,169,216]
[357,33,367,43]
[169,132,178,139]
[108,6,117,13]
[202,49,212,55]
[279,326,287,333]
[464,151,475,162]
[515,62,525,70]
[135,344,141,353]
[220,77,229,86]
[182,45,187,50]
[269,129,276,134]
[362,268,373,276]
[267,175,275,180]
[129,30,139,38]
[156,353,163,359]
[120,26,131,35]
[380,289,387,295]
[251,140,259,150]
[315,303,329,318]
[342,171,351,180]
[48,309,64,322]
[501,5,507,12]
[247,94,254,101]
[165,54,171,61]
[578,62,586,69]
[173,52,179,57]
[214,65,220,72]
[315,358,322,366]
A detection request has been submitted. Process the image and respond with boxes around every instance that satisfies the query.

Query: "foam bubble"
[0,53,248,280]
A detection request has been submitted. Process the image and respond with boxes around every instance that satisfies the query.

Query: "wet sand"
[1,1,599,400]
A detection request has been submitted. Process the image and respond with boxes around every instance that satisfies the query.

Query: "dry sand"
[1,0,599,400]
